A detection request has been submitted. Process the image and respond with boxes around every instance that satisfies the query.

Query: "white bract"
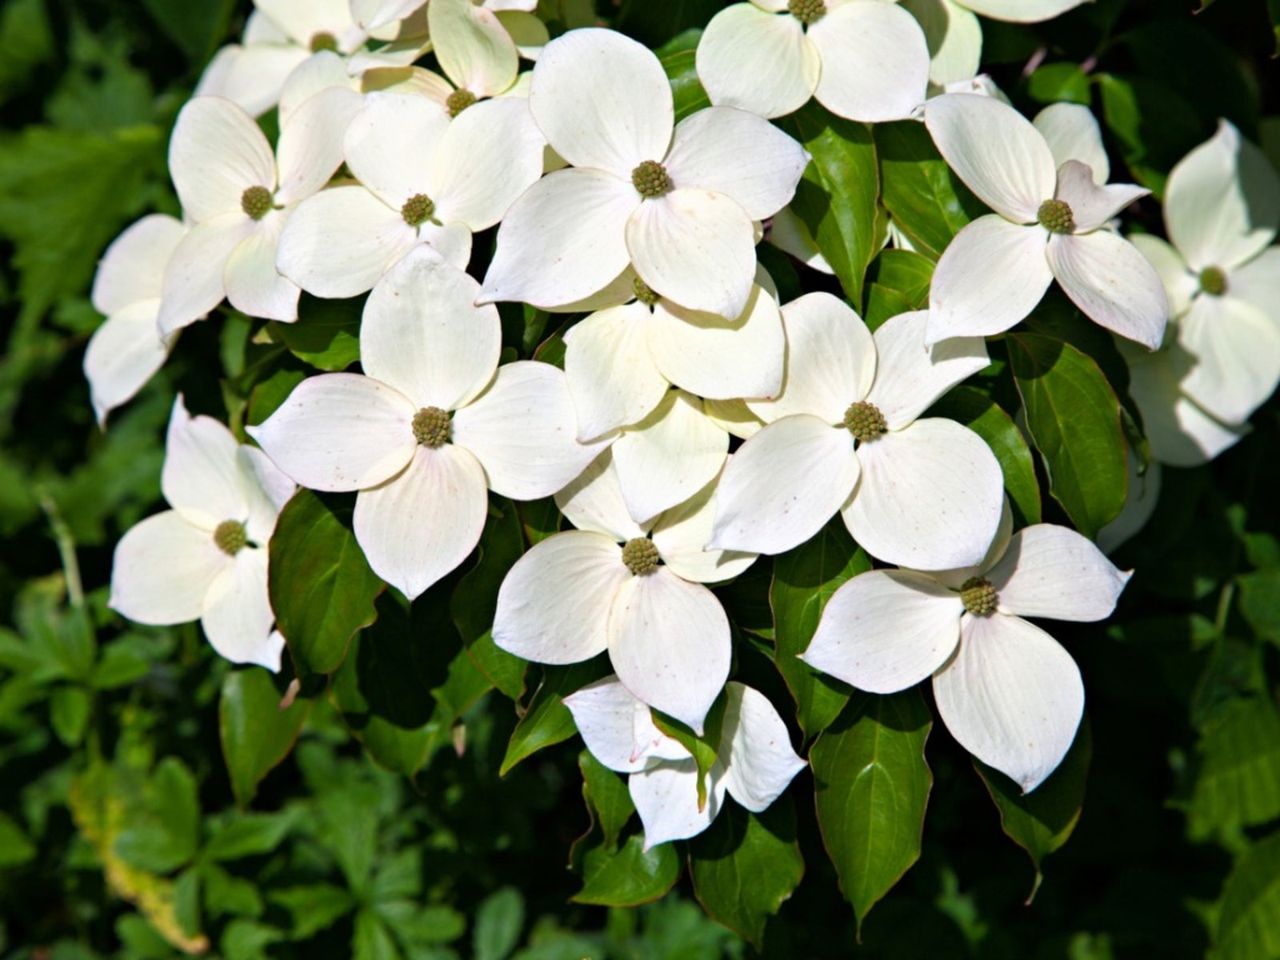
[480,28,810,319]
[110,397,296,671]
[158,92,362,333]
[250,252,602,599]
[85,215,186,426]
[924,93,1168,349]
[711,298,1003,571]
[803,508,1131,791]
[426,0,547,109]
[564,677,806,848]
[493,451,754,732]
[277,91,544,298]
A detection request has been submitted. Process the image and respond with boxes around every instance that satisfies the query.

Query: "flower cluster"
[88,0,1278,849]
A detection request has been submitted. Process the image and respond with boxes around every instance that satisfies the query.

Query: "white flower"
[564,677,805,848]
[903,0,981,89]
[493,451,754,732]
[564,268,785,442]
[710,298,1002,570]
[110,397,296,671]
[480,28,810,319]
[924,93,1167,349]
[249,252,603,600]
[953,0,1087,22]
[424,0,547,109]
[1130,120,1280,427]
[157,92,362,333]
[84,215,185,427]
[276,91,544,298]
[694,0,930,122]
[802,507,1131,791]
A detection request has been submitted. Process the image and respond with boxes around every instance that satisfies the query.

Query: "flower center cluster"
[842,401,887,442]
[621,537,660,576]
[631,160,673,199]
[213,519,248,556]
[310,31,339,52]
[1199,266,1227,297]
[959,577,998,616]
[412,406,451,448]
[1037,199,1075,234]
[632,276,659,307]
[241,185,273,221]
[788,0,827,24]
[447,88,477,117]
[401,193,436,227]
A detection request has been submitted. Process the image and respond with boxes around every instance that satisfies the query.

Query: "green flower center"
[1037,198,1075,234]
[213,520,248,556]
[631,160,672,199]
[1199,265,1227,297]
[632,276,659,307]
[959,577,998,616]
[446,88,477,117]
[401,193,436,227]
[412,406,451,448]
[621,537,660,576]
[842,401,887,442]
[310,31,339,52]
[241,185,273,221]
[788,0,826,24]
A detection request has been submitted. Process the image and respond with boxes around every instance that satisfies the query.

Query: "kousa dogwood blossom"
[110,397,296,670]
[564,269,784,442]
[158,91,362,333]
[694,0,930,122]
[480,28,810,319]
[803,506,1131,791]
[276,91,543,298]
[924,93,1167,349]
[85,215,185,426]
[250,252,602,599]
[564,677,805,848]
[425,0,546,111]
[494,451,754,732]
[711,298,1002,570]
[1129,121,1280,427]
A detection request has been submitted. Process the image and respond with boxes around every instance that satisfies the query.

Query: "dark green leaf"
[0,812,36,867]
[876,120,983,260]
[864,249,934,329]
[579,750,636,850]
[141,0,236,64]
[204,812,296,862]
[1237,570,1280,646]
[500,658,610,775]
[1213,829,1280,960]
[49,684,90,746]
[573,833,681,907]
[246,367,307,427]
[276,296,362,371]
[1026,63,1090,104]
[661,48,708,120]
[473,887,525,960]
[219,668,309,807]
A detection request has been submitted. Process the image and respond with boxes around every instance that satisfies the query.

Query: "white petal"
[986,524,1131,622]
[804,569,963,693]
[1053,160,1147,232]
[1033,103,1109,183]
[428,0,518,96]
[1230,247,1280,319]
[923,93,1056,222]
[607,568,731,733]
[901,0,981,88]
[695,4,818,120]
[630,760,723,848]
[196,44,310,120]
[451,361,608,500]
[529,28,673,177]
[84,303,172,427]
[92,214,185,315]
[224,216,301,322]
[200,547,283,670]
[343,92,447,208]
[110,511,229,625]
[1178,293,1280,426]
[361,252,501,410]
[162,398,248,530]
[496,10,548,60]
[1126,346,1248,468]
[237,446,297,545]
[493,530,630,663]
[710,415,859,555]
[169,97,275,221]
[720,683,806,812]
[610,390,729,526]
[809,0,930,123]
[1097,456,1161,555]
[256,0,360,46]
[1047,232,1168,350]
[563,676,687,773]
[1129,233,1197,319]
[865,309,988,429]
[277,49,358,125]
[934,614,1083,792]
[703,398,765,440]
[767,204,834,273]
[956,0,1086,21]
[626,189,757,319]
[247,373,416,491]
[157,216,254,335]
[480,168,636,308]
[274,86,364,204]
[844,417,1003,570]
[651,470,757,585]
[554,450,647,542]
[926,214,1051,344]
[1165,119,1280,272]
[563,303,668,441]
[664,107,809,220]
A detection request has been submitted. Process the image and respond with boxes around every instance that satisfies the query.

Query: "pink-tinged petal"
[110,511,230,626]
[224,216,301,322]
[986,524,1131,622]
[274,86,364,205]
[1053,159,1147,232]
[720,683,807,812]
[865,309,988,430]
[92,214,185,315]
[157,215,255,335]
[200,547,283,670]
[169,96,275,221]
[695,4,817,119]
[563,676,687,773]
[84,302,172,427]
[1178,292,1280,427]
[162,397,248,530]
[1047,231,1168,350]
[809,0,929,123]
[428,0,518,96]
[564,303,668,441]
[630,760,723,848]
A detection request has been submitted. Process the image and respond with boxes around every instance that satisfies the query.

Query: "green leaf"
[500,659,610,775]
[246,367,307,427]
[811,691,932,931]
[652,699,726,810]
[204,812,296,862]
[864,249,934,329]
[0,0,55,103]
[1189,696,1280,840]
[473,887,525,960]
[573,833,681,907]
[661,48,708,120]
[276,296,362,371]
[269,490,385,675]
[1237,570,1280,646]
[782,103,881,305]
[354,908,401,960]
[115,758,201,873]
[141,0,236,64]
[579,751,635,850]
[930,386,1042,526]
[1213,829,1280,960]
[975,720,1091,903]
[1026,63,1091,104]
[689,799,804,949]
[770,521,869,738]
[219,668,309,807]
[0,812,36,867]
[1009,333,1127,538]
[270,884,356,940]
[49,684,91,746]
[377,901,465,946]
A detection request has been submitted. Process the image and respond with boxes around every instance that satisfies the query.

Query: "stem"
[36,486,84,610]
